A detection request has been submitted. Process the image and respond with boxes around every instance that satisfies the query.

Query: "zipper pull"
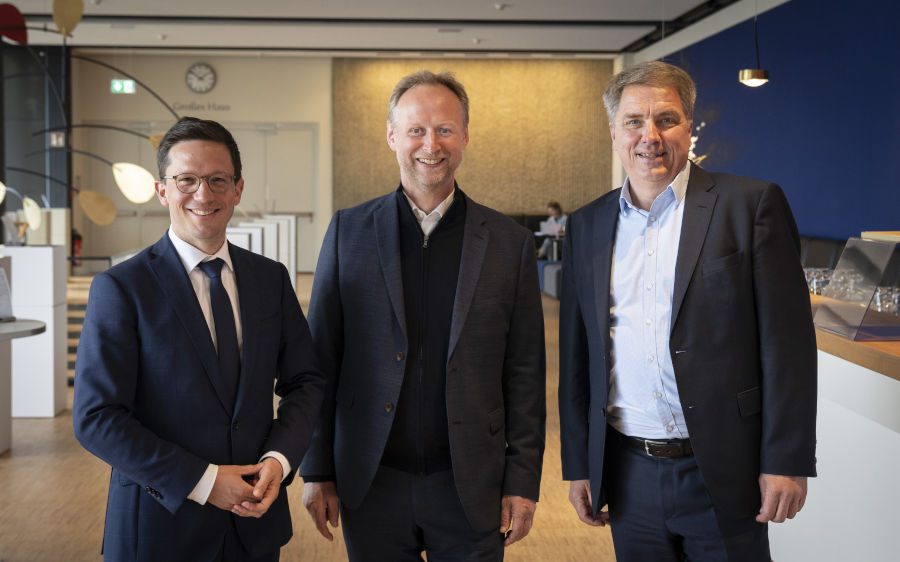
[423,235,429,248]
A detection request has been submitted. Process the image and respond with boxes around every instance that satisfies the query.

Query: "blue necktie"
[199,258,239,407]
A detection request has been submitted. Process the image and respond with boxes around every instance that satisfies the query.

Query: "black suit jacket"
[300,188,546,533]
[559,164,817,517]
[73,234,325,560]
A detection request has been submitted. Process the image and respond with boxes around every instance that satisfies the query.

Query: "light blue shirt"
[608,163,691,439]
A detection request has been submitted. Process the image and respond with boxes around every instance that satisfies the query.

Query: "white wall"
[71,52,333,272]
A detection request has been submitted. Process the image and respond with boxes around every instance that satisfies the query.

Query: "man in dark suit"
[300,70,546,561]
[73,117,324,561]
[559,61,817,560]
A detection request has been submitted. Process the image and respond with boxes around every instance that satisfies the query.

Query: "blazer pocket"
[736,386,761,417]
[701,250,744,277]
[488,407,505,435]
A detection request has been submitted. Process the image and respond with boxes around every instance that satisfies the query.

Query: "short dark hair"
[156,117,242,179]
[547,201,562,212]
[388,70,470,127]
[603,61,696,122]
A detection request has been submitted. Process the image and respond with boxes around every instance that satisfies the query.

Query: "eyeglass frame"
[160,172,239,194]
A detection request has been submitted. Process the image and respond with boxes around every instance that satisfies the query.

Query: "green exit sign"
[110,79,136,94]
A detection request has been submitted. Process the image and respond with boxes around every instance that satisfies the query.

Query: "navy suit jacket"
[73,234,325,561]
[559,164,817,518]
[300,188,546,533]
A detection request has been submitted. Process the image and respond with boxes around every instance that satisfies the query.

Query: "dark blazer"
[559,164,817,518]
[300,188,546,533]
[73,234,325,561]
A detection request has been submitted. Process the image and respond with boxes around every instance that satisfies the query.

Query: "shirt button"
[648,355,655,362]
[654,392,662,398]
[647,249,654,256]
[666,425,674,432]
[395,352,404,361]
[384,402,394,413]
[646,283,653,290]
[645,318,652,325]
[649,216,656,222]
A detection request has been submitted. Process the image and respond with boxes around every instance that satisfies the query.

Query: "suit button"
[395,352,405,361]
[384,402,394,413]
[232,422,240,430]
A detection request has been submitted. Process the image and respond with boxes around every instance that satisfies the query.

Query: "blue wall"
[664,0,899,240]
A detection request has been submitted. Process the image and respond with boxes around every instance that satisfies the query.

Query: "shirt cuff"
[261,451,291,482]
[187,464,218,505]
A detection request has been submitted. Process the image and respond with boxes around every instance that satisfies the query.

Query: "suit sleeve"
[299,212,344,480]
[259,262,327,485]
[752,184,817,477]
[500,227,547,500]
[558,212,592,481]
[73,272,209,515]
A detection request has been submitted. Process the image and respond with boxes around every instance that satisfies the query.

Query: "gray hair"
[602,61,696,122]
[387,70,470,126]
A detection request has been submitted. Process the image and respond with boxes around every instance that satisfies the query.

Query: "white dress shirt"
[167,229,290,505]
[403,188,455,237]
[608,162,691,440]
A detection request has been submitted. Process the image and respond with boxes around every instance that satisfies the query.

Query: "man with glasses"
[74,117,324,561]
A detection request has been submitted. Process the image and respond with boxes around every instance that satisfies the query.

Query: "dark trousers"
[218,519,280,562]
[605,427,770,562]
[340,465,505,562]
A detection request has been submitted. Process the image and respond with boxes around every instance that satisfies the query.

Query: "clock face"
[185,62,216,94]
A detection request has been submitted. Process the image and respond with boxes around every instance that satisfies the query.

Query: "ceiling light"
[739,7,769,87]
[21,197,42,230]
[111,162,157,204]
[739,69,769,87]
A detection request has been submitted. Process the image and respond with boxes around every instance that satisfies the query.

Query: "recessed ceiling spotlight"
[494,3,507,10]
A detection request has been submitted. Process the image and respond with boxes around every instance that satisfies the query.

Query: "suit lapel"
[230,243,258,417]
[592,193,620,350]
[671,164,718,331]
[448,196,488,361]
[373,195,407,339]
[148,235,234,414]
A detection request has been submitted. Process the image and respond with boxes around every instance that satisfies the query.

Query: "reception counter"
[769,296,899,561]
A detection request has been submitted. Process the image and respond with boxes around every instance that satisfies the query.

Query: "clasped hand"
[208,458,283,518]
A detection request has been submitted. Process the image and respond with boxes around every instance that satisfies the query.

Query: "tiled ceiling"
[13,0,740,54]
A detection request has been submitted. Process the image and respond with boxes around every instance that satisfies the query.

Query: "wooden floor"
[0,276,615,561]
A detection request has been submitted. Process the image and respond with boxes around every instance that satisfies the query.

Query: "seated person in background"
[537,200,567,259]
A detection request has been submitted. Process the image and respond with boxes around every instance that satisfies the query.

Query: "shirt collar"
[619,160,691,214]
[167,229,234,275]
[403,187,455,224]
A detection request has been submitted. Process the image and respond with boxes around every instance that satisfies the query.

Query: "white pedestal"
[0,319,46,453]
[263,214,297,287]
[0,340,10,452]
[0,245,67,418]
[238,221,279,261]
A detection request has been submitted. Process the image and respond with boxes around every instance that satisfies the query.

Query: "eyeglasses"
[161,173,237,194]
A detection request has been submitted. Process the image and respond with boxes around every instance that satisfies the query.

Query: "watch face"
[185,62,216,94]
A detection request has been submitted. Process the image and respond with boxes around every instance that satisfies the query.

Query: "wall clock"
[185,62,216,94]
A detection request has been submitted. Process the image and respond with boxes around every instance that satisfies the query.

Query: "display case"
[813,237,900,341]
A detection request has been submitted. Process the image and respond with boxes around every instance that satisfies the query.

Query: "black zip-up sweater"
[380,188,466,474]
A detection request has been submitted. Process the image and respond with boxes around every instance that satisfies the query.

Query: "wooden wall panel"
[333,58,614,215]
